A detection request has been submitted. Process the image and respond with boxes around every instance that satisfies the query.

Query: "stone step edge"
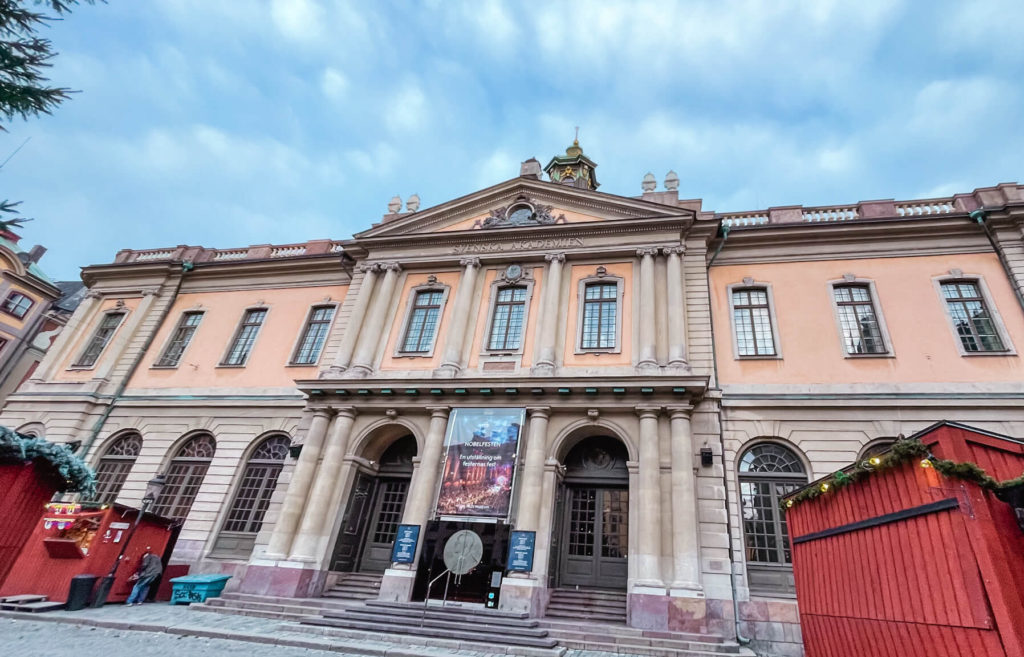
[557,639,740,657]
[539,619,731,644]
[366,599,531,619]
[0,609,499,657]
[291,621,566,657]
[320,610,547,637]
[553,634,740,654]
[219,593,363,609]
[327,604,542,628]
[204,599,333,616]
[304,617,559,649]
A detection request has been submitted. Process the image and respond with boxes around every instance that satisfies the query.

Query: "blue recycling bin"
[168,574,232,605]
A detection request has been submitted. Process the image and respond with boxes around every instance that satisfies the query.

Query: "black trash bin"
[66,574,98,611]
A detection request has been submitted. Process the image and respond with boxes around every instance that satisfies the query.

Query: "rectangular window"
[1,292,33,319]
[222,308,267,365]
[74,312,125,367]
[941,281,1006,352]
[156,311,204,367]
[732,288,776,356]
[833,285,886,354]
[580,282,618,349]
[401,290,443,353]
[292,305,335,364]
[488,286,527,351]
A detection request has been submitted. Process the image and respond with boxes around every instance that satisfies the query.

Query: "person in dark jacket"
[125,547,163,605]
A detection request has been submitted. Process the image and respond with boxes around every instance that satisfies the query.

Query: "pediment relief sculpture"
[474,194,568,230]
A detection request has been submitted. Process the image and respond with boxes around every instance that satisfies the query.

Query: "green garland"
[783,436,1024,510]
[0,425,96,496]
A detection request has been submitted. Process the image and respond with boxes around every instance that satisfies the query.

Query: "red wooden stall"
[785,422,1024,657]
[0,462,60,586]
[0,503,176,604]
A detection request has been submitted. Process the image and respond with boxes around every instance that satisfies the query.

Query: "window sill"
[286,362,320,368]
[216,364,248,369]
[574,349,621,356]
[959,350,1017,357]
[843,353,894,359]
[735,355,782,361]
[67,365,97,371]
[393,352,435,358]
[0,310,29,320]
[149,364,180,370]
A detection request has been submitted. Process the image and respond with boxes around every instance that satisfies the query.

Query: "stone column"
[349,262,401,376]
[32,291,101,381]
[663,246,689,369]
[93,288,160,382]
[637,248,658,370]
[438,257,481,374]
[265,408,333,559]
[668,405,701,591]
[515,407,550,531]
[330,264,379,373]
[400,407,450,531]
[635,405,664,587]
[289,407,357,561]
[534,253,565,372]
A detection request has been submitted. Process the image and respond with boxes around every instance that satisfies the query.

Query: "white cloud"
[475,149,518,188]
[385,81,429,133]
[320,67,349,103]
[270,0,326,45]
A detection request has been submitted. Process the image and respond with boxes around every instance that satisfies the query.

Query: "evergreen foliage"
[0,424,96,495]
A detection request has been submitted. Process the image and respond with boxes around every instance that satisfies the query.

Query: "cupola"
[544,133,599,191]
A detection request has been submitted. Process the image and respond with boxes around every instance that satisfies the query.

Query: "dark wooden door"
[330,471,377,572]
[358,478,410,572]
[558,486,628,589]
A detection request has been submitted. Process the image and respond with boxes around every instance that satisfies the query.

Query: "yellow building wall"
[563,261,634,367]
[0,282,40,331]
[380,271,461,371]
[711,253,1024,385]
[465,265,545,368]
[54,297,141,381]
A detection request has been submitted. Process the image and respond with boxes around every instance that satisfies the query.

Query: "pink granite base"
[235,564,327,598]
[498,577,547,616]
[629,593,737,639]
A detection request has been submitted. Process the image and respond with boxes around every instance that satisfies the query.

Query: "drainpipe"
[705,224,751,646]
[971,209,1024,316]
[77,261,191,458]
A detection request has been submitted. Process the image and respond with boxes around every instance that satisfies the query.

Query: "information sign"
[507,530,536,572]
[390,524,420,564]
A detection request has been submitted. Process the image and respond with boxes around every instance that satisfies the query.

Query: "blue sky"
[4,0,1023,281]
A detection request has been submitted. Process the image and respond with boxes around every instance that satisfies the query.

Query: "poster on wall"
[434,408,525,519]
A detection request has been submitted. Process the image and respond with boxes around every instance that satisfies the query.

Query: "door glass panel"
[601,489,628,558]
[371,480,409,543]
[568,488,596,557]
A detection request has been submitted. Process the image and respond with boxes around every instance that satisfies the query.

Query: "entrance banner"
[390,524,420,564]
[435,408,525,519]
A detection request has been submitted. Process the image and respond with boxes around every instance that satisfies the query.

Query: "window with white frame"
[401,290,444,353]
[74,311,125,367]
[940,281,1007,352]
[488,286,527,351]
[156,311,203,367]
[731,288,777,356]
[1,291,33,318]
[580,282,618,350]
[222,308,267,365]
[292,305,335,364]
[832,284,887,354]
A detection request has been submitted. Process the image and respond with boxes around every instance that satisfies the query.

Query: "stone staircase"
[300,600,564,655]
[196,592,357,621]
[0,594,64,613]
[322,572,382,601]
[545,587,627,623]
[540,618,755,656]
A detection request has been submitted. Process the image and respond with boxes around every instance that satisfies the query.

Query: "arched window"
[222,435,290,534]
[94,433,142,504]
[738,442,807,595]
[860,439,895,460]
[152,433,216,522]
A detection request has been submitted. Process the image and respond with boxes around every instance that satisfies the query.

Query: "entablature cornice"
[1,269,62,300]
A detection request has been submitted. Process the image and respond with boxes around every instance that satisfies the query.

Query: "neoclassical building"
[3,143,1023,656]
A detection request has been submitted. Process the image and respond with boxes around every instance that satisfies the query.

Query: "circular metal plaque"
[443,530,483,575]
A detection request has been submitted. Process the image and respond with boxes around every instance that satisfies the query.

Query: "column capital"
[544,252,565,263]
[636,247,659,257]
[635,404,662,419]
[526,406,551,419]
[662,245,686,257]
[85,290,103,300]
[140,287,162,297]
[426,406,450,419]
[354,262,379,274]
[332,406,358,419]
[379,261,402,273]
[666,404,694,419]
[311,407,334,419]
[458,257,481,268]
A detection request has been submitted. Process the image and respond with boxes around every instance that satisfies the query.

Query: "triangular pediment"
[356,177,688,239]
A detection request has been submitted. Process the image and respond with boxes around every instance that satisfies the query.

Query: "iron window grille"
[74,312,125,367]
[580,282,618,350]
[738,444,806,566]
[401,290,444,353]
[292,305,335,364]
[222,308,267,365]
[732,288,776,356]
[93,433,143,504]
[488,286,527,351]
[156,311,204,367]
[222,435,290,534]
[941,281,1006,352]
[833,284,886,354]
[1,291,33,318]
[152,434,216,521]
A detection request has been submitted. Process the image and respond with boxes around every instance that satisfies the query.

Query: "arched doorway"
[556,436,629,589]
[330,434,416,573]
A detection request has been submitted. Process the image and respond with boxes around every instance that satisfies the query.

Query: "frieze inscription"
[451,237,584,255]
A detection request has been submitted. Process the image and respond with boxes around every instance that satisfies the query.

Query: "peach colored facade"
[2,145,1023,657]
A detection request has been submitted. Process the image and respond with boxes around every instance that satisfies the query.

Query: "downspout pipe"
[77,261,191,458]
[705,223,750,646]
[971,209,1024,316]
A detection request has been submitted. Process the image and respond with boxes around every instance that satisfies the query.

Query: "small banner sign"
[507,530,536,572]
[391,524,421,564]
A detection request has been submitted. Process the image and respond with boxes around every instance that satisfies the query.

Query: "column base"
[379,567,417,602]
[498,575,547,616]
[530,362,555,376]
[319,365,346,379]
[342,365,372,379]
[629,591,733,636]
[432,364,460,378]
[669,582,705,597]
[236,561,327,598]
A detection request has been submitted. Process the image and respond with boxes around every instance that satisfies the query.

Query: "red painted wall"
[0,463,57,586]
[787,424,1024,657]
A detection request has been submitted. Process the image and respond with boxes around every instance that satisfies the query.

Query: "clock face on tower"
[507,207,534,225]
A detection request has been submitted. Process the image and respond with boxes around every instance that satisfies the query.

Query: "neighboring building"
[2,144,1022,657]
[0,229,84,406]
